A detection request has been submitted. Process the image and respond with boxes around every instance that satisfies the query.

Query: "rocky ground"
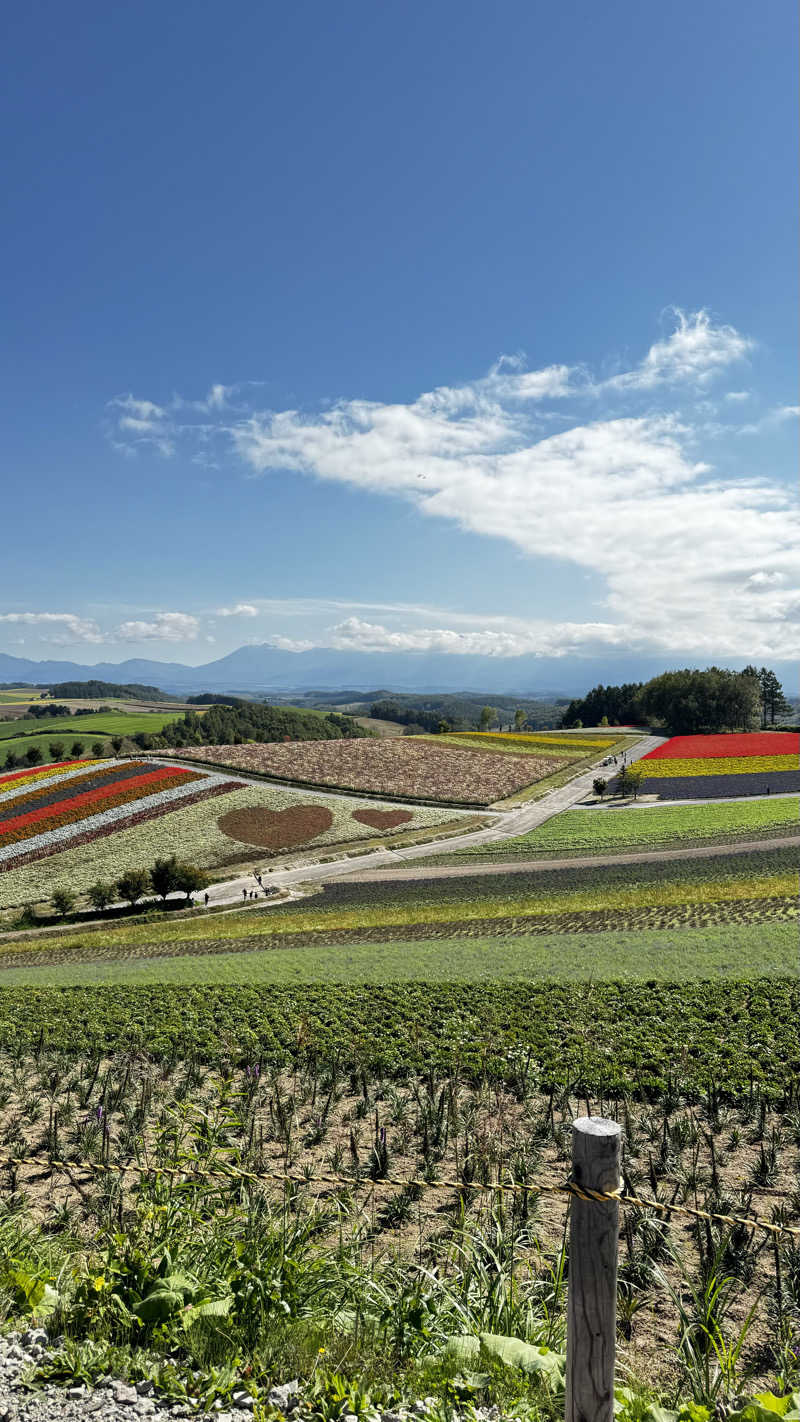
[0,1330,505,1422]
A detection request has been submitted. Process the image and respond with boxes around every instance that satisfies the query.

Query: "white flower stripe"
[0,760,120,807]
[0,772,228,866]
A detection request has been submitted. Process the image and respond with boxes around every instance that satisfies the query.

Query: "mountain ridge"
[0,645,786,700]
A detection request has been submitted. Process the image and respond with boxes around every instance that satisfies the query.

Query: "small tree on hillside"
[116,868,151,907]
[88,881,114,911]
[599,715,609,727]
[51,888,76,917]
[514,709,526,731]
[592,777,608,800]
[25,745,43,765]
[150,855,181,901]
[92,740,105,757]
[49,740,65,761]
[174,862,208,903]
[70,740,85,758]
[111,736,124,754]
[479,706,497,731]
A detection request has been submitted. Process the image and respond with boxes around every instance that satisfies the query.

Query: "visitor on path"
[242,888,247,900]
[204,892,209,906]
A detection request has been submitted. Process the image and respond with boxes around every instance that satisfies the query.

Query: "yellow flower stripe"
[450,732,616,751]
[639,754,798,778]
[0,759,97,792]
[199,871,796,936]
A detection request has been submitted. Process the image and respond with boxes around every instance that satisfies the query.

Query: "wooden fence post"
[566,1116,622,1422]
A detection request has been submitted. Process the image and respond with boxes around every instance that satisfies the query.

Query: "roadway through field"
[203,734,666,904]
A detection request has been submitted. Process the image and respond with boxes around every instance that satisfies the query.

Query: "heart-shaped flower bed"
[218,805,334,849]
[351,809,414,829]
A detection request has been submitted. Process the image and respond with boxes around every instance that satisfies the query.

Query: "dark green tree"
[51,888,76,917]
[173,862,208,903]
[88,881,114,911]
[116,868,151,907]
[25,745,43,765]
[48,740,66,761]
[70,739,85,757]
[150,856,181,901]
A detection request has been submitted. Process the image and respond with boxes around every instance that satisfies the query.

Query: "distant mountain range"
[0,644,783,700]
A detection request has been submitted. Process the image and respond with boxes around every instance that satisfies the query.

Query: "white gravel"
[0,1330,505,1421]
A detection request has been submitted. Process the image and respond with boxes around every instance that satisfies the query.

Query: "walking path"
[342,835,800,883]
[200,734,666,905]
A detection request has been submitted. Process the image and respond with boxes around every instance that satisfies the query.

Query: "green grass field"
[1,918,795,986]
[0,709,186,759]
[442,794,800,858]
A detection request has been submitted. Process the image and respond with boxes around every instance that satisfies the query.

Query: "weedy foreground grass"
[0,1051,798,1414]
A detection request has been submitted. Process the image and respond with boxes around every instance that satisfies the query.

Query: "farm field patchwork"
[637,730,800,799]
[0,764,467,906]
[0,708,194,762]
[446,730,622,752]
[0,759,234,885]
[442,795,800,857]
[645,731,800,759]
[163,737,564,804]
[1,918,795,986]
[10,843,797,949]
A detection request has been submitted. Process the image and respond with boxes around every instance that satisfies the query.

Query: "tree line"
[150,702,370,750]
[561,666,792,735]
[48,855,208,919]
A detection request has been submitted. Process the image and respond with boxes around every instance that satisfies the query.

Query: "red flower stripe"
[0,766,198,837]
[0,772,200,846]
[0,763,153,820]
[645,732,800,761]
[0,780,240,874]
[0,758,89,788]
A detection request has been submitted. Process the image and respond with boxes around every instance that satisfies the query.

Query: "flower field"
[0,771,466,907]
[163,738,560,803]
[644,731,799,759]
[0,759,237,879]
[447,730,619,752]
[636,731,800,799]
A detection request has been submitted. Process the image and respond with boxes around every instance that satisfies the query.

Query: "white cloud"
[107,311,799,659]
[745,570,786,588]
[267,635,314,652]
[737,404,800,436]
[0,612,105,645]
[725,390,751,402]
[603,309,753,392]
[215,603,258,618]
[329,616,626,658]
[114,612,200,643]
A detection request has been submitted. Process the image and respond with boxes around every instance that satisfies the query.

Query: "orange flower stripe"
[0,771,201,847]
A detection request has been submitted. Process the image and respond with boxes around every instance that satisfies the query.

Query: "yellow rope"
[5,1149,799,1239]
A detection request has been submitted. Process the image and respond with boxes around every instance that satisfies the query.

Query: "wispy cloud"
[0,612,105,645]
[736,404,799,436]
[107,310,799,660]
[600,308,753,392]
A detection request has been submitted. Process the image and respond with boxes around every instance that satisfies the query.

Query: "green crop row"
[1,918,795,989]
[0,977,796,1097]
[451,796,800,857]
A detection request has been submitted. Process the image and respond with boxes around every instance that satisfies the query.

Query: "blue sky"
[2,1,797,673]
